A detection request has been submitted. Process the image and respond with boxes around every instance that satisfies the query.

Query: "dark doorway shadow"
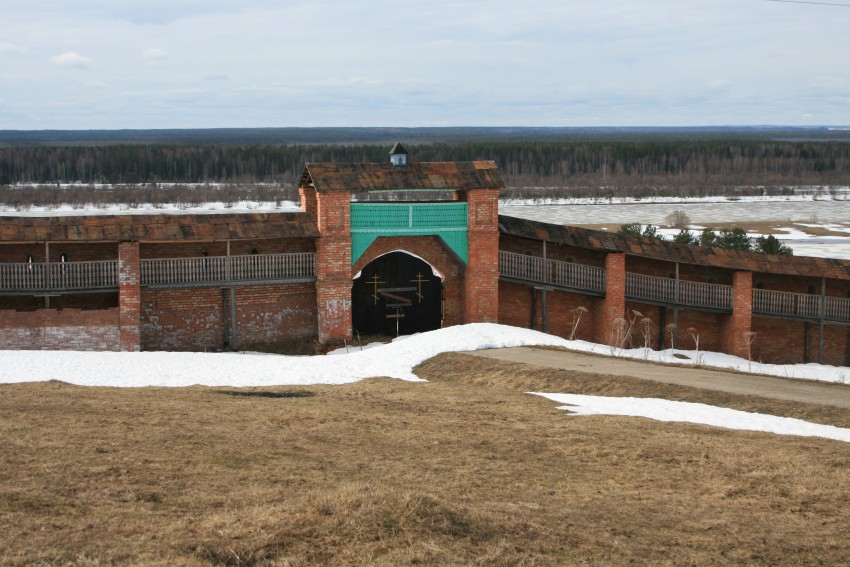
[352,252,442,336]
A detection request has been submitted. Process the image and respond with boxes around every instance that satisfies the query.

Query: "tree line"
[619,219,793,256]
[1,140,849,196]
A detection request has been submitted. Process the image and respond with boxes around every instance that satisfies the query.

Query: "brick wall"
[463,188,500,323]
[625,256,733,285]
[499,235,607,267]
[141,284,318,351]
[0,308,121,351]
[626,303,725,353]
[141,238,314,259]
[0,243,118,263]
[234,284,318,347]
[314,190,353,343]
[0,294,118,311]
[594,253,626,344]
[141,288,225,351]
[720,271,753,359]
[118,241,141,351]
[498,280,600,341]
[751,316,850,366]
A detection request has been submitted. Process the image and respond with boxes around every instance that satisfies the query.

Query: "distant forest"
[1,128,850,205]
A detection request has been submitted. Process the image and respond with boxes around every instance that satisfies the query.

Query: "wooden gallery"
[2,147,850,366]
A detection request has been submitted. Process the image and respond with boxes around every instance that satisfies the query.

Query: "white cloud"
[51,51,90,68]
[2,1,849,128]
[142,48,168,61]
[0,41,29,55]
[348,76,383,85]
[85,80,109,89]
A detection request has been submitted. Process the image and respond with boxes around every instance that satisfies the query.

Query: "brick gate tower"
[298,145,503,344]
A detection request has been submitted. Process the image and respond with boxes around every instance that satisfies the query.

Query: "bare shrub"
[568,306,588,341]
[687,327,700,353]
[665,209,691,229]
[610,310,643,352]
[610,318,628,354]
[640,317,654,350]
[665,323,677,352]
[743,332,758,371]
[687,327,702,366]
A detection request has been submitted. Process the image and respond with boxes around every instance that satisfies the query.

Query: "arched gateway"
[352,251,442,336]
[298,147,503,344]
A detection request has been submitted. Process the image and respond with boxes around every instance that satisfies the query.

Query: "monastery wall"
[0,307,121,351]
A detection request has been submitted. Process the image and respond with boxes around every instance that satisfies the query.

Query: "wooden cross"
[410,272,429,303]
[369,274,386,304]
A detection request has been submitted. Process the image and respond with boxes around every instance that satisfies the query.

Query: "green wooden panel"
[350,203,468,264]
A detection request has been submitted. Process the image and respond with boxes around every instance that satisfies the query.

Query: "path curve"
[470,347,850,409]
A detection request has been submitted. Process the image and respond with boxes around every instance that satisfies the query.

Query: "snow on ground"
[0,201,302,216]
[3,323,850,442]
[499,188,850,207]
[0,324,572,388]
[3,324,847,388]
[533,393,850,444]
[564,341,850,384]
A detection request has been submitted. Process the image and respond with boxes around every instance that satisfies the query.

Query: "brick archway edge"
[351,236,465,282]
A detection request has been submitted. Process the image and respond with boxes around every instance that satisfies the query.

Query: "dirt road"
[471,346,850,409]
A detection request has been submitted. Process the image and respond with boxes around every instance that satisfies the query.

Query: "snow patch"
[534,393,850,444]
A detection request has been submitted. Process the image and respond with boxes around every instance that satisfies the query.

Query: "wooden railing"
[0,260,117,292]
[0,253,315,293]
[141,252,315,288]
[626,273,733,310]
[750,288,850,322]
[499,251,605,293]
[500,252,732,311]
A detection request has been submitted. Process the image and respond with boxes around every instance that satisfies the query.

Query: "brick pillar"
[721,270,753,358]
[118,241,141,352]
[463,188,500,323]
[594,253,626,344]
[314,190,353,344]
[300,186,318,218]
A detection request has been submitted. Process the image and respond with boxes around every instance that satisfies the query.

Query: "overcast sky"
[1,0,849,130]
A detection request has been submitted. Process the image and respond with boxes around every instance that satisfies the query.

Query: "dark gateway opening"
[352,252,442,336]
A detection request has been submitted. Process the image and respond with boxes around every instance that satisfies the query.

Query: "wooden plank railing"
[753,289,819,319]
[824,296,850,322]
[626,272,675,304]
[141,252,315,288]
[499,251,605,293]
[753,289,824,320]
[0,260,117,292]
[626,273,733,310]
[678,279,733,310]
[499,251,547,283]
[549,257,606,293]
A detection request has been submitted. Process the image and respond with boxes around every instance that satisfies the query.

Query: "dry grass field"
[2,352,850,566]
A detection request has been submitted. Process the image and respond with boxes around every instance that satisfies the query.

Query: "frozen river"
[500,199,850,260]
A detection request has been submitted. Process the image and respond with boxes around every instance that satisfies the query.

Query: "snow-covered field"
[2,323,849,444]
[501,195,850,259]
[0,200,303,216]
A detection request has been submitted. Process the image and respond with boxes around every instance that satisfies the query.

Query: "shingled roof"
[0,212,318,243]
[299,161,503,192]
[498,214,850,281]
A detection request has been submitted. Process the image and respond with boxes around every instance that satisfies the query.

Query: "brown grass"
[1,354,850,566]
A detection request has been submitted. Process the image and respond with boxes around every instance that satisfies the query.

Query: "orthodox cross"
[410,272,429,303]
[369,274,386,304]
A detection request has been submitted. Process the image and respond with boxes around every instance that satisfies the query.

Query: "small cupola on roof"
[389,142,408,168]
